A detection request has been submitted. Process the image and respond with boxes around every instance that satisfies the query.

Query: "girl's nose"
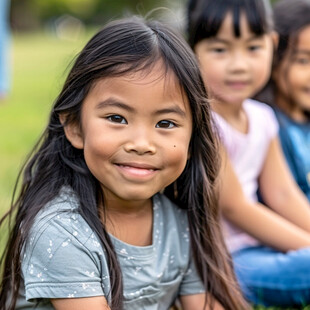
[228,51,248,72]
[123,130,156,155]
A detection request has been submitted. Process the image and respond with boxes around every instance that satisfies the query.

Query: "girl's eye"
[156,120,176,129]
[295,57,310,65]
[248,45,261,52]
[211,47,226,54]
[107,115,127,124]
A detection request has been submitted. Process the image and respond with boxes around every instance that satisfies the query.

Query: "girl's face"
[64,63,192,207]
[195,12,274,107]
[273,25,310,121]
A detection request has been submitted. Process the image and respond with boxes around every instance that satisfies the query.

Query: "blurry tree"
[11,0,184,31]
[10,0,282,32]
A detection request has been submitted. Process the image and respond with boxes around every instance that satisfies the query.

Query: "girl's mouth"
[115,163,159,178]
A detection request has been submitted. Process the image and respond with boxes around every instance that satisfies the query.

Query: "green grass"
[0,30,95,211]
[0,30,309,310]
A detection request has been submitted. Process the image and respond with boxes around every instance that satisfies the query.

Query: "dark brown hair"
[0,16,247,310]
[187,0,273,48]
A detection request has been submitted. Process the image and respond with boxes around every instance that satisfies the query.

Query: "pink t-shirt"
[213,99,279,253]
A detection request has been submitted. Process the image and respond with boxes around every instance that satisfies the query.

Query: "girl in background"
[0,16,247,310]
[256,0,310,200]
[188,0,310,307]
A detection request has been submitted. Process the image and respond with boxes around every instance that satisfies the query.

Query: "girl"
[256,0,310,201]
[188,0,310,307]
[0,17,247,310]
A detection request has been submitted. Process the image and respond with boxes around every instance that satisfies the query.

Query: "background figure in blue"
[255,0,310,201]
[0,0,10,100]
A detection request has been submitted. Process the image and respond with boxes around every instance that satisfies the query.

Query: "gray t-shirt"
[17,189,204,309]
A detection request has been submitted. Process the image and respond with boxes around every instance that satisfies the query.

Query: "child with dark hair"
[188,0,310,307]
[256,0,310,200]
[0,16,247,310]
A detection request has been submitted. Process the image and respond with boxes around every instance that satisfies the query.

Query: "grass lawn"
[0,30,309,310]
[0,30,95,211]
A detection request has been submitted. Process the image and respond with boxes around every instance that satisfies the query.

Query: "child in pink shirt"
[188,0,310,307]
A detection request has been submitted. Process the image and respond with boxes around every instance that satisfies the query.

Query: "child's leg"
[232,246,310,307]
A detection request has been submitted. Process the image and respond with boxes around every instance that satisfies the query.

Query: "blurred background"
[0,0,279,216]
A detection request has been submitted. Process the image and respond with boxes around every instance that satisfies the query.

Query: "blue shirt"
[273,107,310,200]
[17,188,204,309]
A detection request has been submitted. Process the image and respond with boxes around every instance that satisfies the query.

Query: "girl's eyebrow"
[95,98,187,118]
[208,34,263,44]
[154,106,187,118]
[247,35,264,42]
[208,38,230,45]
[293,49,310,56]
[95,98,134,112]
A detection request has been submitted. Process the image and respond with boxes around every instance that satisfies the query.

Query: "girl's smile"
[63,63,192,208]
[114,162,159,181]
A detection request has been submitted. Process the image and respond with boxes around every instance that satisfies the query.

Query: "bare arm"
[180,293,224,310]
[259,137,310,232]
[51,296,110,310]
[219,148,310,252]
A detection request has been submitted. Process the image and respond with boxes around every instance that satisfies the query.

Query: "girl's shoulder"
[244,98,279,134]
[244,98,277,119]
[25,187,98,256]
[21,188,106,302]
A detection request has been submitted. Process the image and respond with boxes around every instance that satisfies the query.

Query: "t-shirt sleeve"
[178,252,205,296]
[22,214,106,301]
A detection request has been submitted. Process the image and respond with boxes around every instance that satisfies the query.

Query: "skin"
[57,63,223,310]
[273,25,310,123]
[220,147,310,252]
[195,12,310,252]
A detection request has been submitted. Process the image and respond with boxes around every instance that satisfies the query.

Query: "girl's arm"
[51,296,110,310]
[259,137,310,232]
[219,148,310,252]
[180,293,224,310]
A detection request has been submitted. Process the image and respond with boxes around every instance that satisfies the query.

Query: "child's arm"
[179,293,224,310]
[219,148,310,252]
[259,137,310,232]
[51,296,110,310]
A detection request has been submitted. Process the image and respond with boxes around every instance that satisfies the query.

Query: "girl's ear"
[59,114,84,149]
[271,31,279,50]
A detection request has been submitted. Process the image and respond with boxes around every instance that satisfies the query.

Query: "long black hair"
[0,16,247,310]
[187,0,273,48]
[255,0,310,120]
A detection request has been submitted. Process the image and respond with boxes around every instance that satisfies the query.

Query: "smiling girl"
[0,17,247,310]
